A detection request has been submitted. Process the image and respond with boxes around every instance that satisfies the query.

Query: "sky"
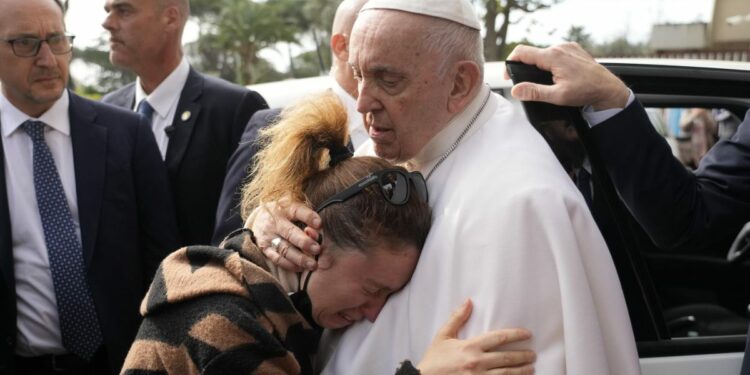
[65,0,715,81]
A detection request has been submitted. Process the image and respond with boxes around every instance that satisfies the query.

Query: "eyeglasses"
[316,168,429,212]
[2,35,75,57]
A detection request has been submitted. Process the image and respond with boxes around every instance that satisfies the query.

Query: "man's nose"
[356,80,383,114]
[35,42,57,66]
[102,13,115,31]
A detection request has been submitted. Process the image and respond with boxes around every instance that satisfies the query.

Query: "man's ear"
[163,5,181,32]
[330,33,348,62]
[447,61,481,114]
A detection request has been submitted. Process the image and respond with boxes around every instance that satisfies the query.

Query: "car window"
[646,107,741,170]
[534,103,750,342]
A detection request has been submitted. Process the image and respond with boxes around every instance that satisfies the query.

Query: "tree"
[593,36,648,57]
[301,0,340,74]
[290,50,328,79]
[564,25,593,52]
[561,26,650,58]
[70,40,136,95]
[189,0,304,84]
[481,0,561,61]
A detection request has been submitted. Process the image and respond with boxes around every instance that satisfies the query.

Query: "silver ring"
[270,237,282,250]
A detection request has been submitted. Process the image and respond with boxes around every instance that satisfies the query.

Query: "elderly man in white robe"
[249,0,641,373]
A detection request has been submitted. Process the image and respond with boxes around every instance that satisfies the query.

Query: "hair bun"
[328,143,353,167]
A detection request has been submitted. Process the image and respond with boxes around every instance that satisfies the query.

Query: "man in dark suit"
[506,42,750,374]
[101,0,268,246]
[0,0,181,373]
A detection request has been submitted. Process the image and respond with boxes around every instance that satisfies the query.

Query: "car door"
[602,60,750,375]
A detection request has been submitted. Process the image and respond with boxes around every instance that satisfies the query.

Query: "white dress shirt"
[1,91,78,356]
[582,90,636,127]
[134,57,190,159]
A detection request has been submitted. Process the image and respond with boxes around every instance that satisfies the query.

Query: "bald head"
[160,0,190,27]
[332,0,368,36]
[330,0,369,98]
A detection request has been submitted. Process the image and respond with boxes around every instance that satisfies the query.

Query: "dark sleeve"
[211,109,281,245]
[131,115,181,282]
[395,360,421,374]
[590,102,750,253]
[231,90,269,154]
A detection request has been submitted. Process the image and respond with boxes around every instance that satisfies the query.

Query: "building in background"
[649,0,749,61]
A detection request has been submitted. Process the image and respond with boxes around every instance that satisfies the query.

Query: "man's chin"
[108,52,132,69]
[32,85,65,102]
[373,145,403,163]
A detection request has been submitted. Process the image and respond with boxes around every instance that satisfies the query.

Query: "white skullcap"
[361,0,481,30]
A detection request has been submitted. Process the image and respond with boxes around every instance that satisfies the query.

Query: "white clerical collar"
[134,57,190,118]
[330,79,368,149]
[407,84,496,173]
[1,90,70,138]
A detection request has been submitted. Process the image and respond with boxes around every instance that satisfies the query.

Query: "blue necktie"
[576,167,594,210]
[136,99,154,125]
[22,120,103,360]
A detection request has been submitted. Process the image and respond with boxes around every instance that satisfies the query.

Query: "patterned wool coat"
[120,230,420,375]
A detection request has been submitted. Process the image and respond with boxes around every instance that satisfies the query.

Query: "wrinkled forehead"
[349,10,429,70]
[351,9,422,47]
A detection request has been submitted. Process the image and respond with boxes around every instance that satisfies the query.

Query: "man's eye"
[16,38,37,47]
[380,77,401,88]
[48,35,64,45]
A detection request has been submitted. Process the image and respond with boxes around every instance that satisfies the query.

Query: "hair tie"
[328,143,353,167]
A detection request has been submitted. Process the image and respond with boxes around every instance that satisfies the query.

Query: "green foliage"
[189,0,341,85]
[563,26,650,57]
[71,43,135,95]
[480,0,562,61]
[252,57,290,83]
[593,36,649,57]
[291,50,328,78]
[564,25,594,51]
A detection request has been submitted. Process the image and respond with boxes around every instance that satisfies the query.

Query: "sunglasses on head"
[315,168,429,212]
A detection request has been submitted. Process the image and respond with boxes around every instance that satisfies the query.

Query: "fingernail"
[312,217,321,227]
[306,260,316,270]
[311,244,321,254]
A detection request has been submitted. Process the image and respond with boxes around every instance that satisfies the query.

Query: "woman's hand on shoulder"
[418,299,535,375]
[246,197,322,272]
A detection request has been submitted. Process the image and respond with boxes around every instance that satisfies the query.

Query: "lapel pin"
[181,111,191,122]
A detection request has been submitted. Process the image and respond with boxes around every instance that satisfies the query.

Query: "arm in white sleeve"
[582,90,635,127]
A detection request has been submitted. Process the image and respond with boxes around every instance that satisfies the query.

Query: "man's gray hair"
[420,16,485,79]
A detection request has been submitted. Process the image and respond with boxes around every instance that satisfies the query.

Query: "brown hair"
[241,92,431,252]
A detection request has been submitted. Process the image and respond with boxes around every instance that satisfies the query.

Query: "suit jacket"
[212,108,281,244]
[0,92,181,374]
[102,67,268,246]
[591,101,750,254]
[591,101,750,374]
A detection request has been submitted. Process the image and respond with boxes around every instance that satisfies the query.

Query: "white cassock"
[319,85,641,374]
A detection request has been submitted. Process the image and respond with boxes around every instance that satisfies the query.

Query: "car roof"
[599,57,750,72]
[248,59,750,108]
[249,75,332,108]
